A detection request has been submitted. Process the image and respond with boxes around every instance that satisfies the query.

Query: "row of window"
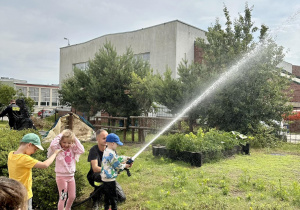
[17,86,59,107]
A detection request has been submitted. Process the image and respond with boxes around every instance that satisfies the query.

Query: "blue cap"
[106,133,123,146]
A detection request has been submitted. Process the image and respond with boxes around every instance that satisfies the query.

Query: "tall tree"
[155,3,291,134]
[153,68,183,115]
[0,84,16,110]
[59,42,154,118]
[194,3,292,134]
[59,68,91,115]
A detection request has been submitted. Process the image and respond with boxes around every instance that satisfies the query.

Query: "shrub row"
[155,128,249,152]
[153,128,250,163]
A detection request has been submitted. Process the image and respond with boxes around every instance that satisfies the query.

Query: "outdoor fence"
[283,107,300,143]
[92,115,188,142]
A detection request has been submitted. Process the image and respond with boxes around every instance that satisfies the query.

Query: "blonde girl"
[47,129,85,210]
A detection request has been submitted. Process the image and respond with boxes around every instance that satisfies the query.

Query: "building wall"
[278,61,293,74]
[59,20,207,84]
[290,65,300,108]
[293,65,300,77]
[15,83,59,113]
[175,22,206,77]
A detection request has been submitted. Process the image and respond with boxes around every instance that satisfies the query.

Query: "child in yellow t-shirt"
[7,133,61,210]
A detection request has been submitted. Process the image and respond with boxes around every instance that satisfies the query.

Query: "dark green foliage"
[155,4,292,137]
[153,69,183,115]
[195,4,292,135]
[248,123,282,148]
[160,129,247,163]
[0,84,16,110]
[60,41,155,118]
[165,128,243,153]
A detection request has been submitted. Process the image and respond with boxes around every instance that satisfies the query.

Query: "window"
[41,88,50,106]
[52,89,59,106]
[73,62,88,70]
[134,52,150,62]
[17,87,27,97]
[29,87,39,105]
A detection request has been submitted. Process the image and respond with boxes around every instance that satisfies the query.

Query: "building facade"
[59,19,300,110]
[0,77,59,113]
[59,20,207,84]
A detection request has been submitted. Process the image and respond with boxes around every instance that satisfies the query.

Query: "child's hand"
[54,149,63,155]
[127,157,133,167]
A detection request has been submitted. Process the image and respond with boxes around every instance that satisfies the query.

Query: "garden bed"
[152,143,250,167]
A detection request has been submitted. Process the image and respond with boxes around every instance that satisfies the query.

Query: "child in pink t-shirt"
[47,129,85,210]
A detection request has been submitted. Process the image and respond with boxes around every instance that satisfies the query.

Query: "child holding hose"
[100,133,132,210]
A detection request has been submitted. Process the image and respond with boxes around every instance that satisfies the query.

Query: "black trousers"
[103,181,118,210]
[90,173,126,204]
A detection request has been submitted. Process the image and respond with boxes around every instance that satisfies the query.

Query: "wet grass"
[75,139,300,209]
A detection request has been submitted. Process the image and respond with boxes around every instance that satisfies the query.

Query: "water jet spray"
[128,9,300,166]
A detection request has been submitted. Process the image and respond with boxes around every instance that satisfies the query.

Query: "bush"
[249,123,281,148]
[163,128,250,162]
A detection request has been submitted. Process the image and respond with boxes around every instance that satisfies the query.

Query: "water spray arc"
[128,9,300,164]
[130,43,267,162]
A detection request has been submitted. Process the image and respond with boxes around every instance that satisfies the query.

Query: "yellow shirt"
[7,151,39,199]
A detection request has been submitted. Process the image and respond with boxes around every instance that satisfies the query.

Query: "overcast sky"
[1,0,299,85]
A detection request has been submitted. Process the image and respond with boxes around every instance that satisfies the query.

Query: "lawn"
[0,120,9,128]
[74,137,300,210]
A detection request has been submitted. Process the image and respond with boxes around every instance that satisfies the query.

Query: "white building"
[0,77,60,113]
[59,20,207,84]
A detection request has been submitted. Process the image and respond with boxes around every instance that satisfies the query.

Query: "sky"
[0,0,299,85]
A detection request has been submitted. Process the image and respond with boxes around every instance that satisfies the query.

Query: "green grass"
[0,121,9,128]
[75,138,300,210]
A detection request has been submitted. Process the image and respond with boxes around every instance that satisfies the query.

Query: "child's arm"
[50,134,63,150]
[112,154,130,171]
[73,136,85,154]
[34,149,62,169]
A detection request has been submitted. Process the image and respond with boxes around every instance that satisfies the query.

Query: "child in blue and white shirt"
[100,133,131,210]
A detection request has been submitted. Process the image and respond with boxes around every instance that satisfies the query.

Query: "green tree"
[59,42,154,118]
[153,68,183,115]
[0,85,34,114]
[129,71,156,115]
[194,3,292,134]
[59,68,91,115]
[16,90,36,114]
[155,3,291,134]
[0,84,16,110]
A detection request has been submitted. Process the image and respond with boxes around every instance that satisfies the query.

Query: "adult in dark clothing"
[87,129,126,210]
[15,99,35,130]
[0,100,20,129]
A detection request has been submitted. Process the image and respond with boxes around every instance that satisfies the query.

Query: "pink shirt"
[48,134,85,177]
